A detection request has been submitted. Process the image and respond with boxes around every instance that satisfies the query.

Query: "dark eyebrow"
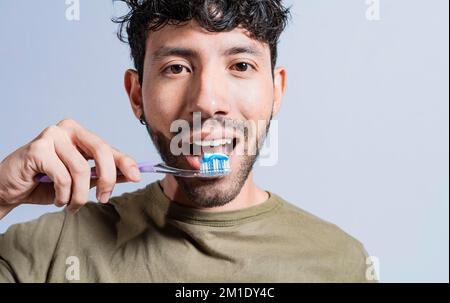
[151,45,264,64]
[223,46,264,58]
[152,47,199,63]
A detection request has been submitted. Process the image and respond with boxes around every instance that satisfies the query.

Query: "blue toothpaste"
[200,153,230,175]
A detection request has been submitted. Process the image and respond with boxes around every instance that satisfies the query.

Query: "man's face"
[137,21,281,207]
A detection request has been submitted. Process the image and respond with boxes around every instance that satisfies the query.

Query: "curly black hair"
[112,0,291,83]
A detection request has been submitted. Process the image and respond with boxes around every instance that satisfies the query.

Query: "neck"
[160,172,269,212]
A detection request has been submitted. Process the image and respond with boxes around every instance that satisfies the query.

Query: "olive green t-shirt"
[0,181,371,282]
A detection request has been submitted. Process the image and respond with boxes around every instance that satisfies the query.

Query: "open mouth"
[184,137,239,170]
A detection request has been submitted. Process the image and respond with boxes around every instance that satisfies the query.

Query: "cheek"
[234,79,274,120]
[142,82,186,135]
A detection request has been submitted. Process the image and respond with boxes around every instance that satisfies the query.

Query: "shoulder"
[274,193,365,250]
[270,193,371,282]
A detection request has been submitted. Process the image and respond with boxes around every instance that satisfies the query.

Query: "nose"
[186,65,231,119]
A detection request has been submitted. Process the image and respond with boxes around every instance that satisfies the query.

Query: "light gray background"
[0,0,448,282]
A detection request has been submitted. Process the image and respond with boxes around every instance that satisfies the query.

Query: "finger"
[47,127,91,212]
[60,124,117,203]
[111,147,141,183]
[32,139,72,208]
[89,174,130,189]
[47,159,72,208]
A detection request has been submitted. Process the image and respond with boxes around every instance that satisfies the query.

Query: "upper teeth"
[194,138,233,147]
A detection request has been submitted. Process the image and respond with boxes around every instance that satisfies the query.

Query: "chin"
[175,168,245,208]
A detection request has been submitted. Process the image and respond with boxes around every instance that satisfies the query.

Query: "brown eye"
[170,65,185,74]
[163,64,190,75]
[232,62,255,72]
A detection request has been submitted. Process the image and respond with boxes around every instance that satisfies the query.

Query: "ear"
[124,69,143,120]
[272,66,287,117]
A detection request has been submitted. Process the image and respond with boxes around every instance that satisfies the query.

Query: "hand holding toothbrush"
[0,119,142,218]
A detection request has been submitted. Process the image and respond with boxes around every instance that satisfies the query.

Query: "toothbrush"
[34,153,231,183]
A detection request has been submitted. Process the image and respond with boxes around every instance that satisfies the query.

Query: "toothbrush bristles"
[200,159,230,176]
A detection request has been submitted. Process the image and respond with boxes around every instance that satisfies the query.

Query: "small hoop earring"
[139,115,147,126]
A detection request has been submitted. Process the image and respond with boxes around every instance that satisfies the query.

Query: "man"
[0,0,371,282]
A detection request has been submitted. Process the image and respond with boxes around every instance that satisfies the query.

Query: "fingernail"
[54,199,68,207]
[130,166,141,181]
[99,192,111,203]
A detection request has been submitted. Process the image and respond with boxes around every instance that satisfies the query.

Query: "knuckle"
[57,118,78,128]
[27,139,51,159]
[70,161,90,176]
[97,173,116,185]
[42,125,60,137]
[55,175,72,188]
[93,143,111,157]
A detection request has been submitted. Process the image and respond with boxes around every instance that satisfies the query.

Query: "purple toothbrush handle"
[34,162,156,183]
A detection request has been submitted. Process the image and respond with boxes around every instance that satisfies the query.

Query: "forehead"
[145,20,270,60]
